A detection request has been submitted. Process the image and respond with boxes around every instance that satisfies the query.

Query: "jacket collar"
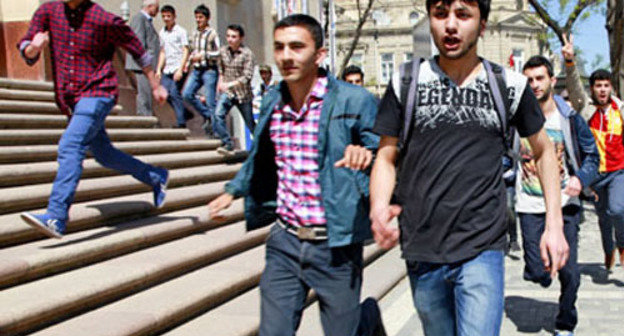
[553,94,574,117]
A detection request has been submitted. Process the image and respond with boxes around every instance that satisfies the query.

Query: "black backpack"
[397,58,512,158]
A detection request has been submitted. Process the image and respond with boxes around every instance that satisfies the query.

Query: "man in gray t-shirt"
[369,1,570,335]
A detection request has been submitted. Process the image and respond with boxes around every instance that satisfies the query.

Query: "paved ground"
[380,205,624,336]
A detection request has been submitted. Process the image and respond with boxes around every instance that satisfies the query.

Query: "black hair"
[160,5,175,15]
[227,24,245,37]
[590,69,612,87]
[523,56,554,77]
[274,14,324,50]
[426,0,491,22]
[341,65,364,81]
[194,4,210,19]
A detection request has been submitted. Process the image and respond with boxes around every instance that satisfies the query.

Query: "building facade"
[334,0,547,95]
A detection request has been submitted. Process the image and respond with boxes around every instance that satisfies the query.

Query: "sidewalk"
[380,205,624,336]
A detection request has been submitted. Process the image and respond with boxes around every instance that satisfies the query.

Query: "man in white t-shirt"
[517,55,599,336]
[156,5,191,128]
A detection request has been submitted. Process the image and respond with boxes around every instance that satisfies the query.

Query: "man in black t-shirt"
[369,0,570,335]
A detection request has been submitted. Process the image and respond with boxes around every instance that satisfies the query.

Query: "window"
[512,49,524,73]
[404,52,414,62]
[350,53,364,68]
[380,53,394,83]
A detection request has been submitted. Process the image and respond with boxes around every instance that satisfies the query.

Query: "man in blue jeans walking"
[182,4,220,137]
[517,56,599,336]
[208,14,385,336]
[17,0,169,239]
[370,1,569,335]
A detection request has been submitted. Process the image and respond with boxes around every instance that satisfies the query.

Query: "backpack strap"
[482,59,510,140]
[399,58,423,153]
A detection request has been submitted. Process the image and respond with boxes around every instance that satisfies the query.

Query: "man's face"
[591,80,613,106]
[226,29,243,49]
[345,73,364,86]
[195,13,208,29]
[274,26,327,84]
[161,11,175,28]
[429,0,485,60]
[146,2,159,17]
[260,70,272,84]
[523,65,555,103]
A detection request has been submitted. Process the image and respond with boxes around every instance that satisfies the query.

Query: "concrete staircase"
[0,78,406,336]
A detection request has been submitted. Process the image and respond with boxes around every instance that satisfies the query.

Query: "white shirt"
[159,24,189,75]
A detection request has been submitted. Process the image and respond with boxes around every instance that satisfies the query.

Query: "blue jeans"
[182,68,218,120]
[519,205,580,332]
[47,97,163,221]
[161,73,190,126]
[259,224,381,336]
[406,250,505,336]
[592,170,624,255]
[212,93,255,147]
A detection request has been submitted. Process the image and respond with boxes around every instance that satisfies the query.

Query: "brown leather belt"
[277,218,328,241]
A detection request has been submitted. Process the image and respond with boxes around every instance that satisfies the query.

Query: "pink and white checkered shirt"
[270,76,329,228]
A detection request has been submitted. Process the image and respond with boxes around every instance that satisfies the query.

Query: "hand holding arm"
[335,145,373,170]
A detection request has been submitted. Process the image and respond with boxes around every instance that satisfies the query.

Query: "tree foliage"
[527,0,604,44]
[337,0,376,77]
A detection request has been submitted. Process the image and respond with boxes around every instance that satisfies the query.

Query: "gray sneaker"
[217,143,235,156]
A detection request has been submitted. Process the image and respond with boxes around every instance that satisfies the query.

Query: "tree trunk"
[607,0,624,97]
[337,0,375,77]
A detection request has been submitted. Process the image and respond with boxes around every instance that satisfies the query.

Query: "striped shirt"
[589,99,624,173]
[18,0,150,115]
[188,26,219,69]
[270,77,328,228]
[218,45,255,102]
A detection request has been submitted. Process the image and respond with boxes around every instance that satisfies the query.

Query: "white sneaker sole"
[20,213,63,239]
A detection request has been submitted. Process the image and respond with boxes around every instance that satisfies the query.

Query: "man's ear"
[315,46,328,66]
[479,20,487,37]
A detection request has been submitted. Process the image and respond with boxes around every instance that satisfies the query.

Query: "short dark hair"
[341,65,364,81]
[590,69,612,87]
[523,56,554,77]
[274,14,324,50]
[227,24,245,37]
[426,0,491,22]
[161,5,175,15]
[194,4,210,19]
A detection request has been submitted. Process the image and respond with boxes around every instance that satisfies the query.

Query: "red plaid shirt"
[18,1,151,115]
[270,77,328,228]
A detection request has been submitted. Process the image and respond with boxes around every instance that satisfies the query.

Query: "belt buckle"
[297,227,316,240]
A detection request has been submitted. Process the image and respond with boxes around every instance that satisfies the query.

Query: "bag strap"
[400,58,423,152]
[483,59,510,139]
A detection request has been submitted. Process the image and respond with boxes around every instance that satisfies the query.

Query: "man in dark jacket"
[208,14,384,336]
[517,56,599,336]
[126,0,160,116]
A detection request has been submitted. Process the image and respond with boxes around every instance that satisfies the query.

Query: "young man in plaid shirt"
[18,0,169,239]
[208,14,386,336]
[212,24,256,155]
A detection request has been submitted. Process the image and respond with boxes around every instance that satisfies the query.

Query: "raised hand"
[561,33,575,62]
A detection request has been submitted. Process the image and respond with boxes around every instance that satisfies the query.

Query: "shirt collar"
[141,10,153,22]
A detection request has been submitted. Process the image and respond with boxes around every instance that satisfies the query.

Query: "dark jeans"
[519,205,580,332]
[182,68,218,121]
[212,93,255,147]
[259,224,381,336]
[406,250,505,336]
[592,170,624,255]
[161,73,190,127]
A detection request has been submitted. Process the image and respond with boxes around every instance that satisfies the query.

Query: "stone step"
[162,245,400,336]
[0,200,243,289]
[0,164,241,214]
[0,113,157,129]
[0,88,55,101]
[0,181,227,248]
[27,243,385,336]
[0,78,54,91]
[0,139,221,164]
[0,128,189,146]
[0,213,267,336]
[0,150,240,187]
[0,100,123,115]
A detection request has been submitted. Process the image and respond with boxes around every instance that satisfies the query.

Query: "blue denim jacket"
[224,73,379,247]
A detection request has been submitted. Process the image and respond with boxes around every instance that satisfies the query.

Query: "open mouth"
[443,36,460,50]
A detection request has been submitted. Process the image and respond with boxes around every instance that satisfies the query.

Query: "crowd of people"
[15,0,624,335]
